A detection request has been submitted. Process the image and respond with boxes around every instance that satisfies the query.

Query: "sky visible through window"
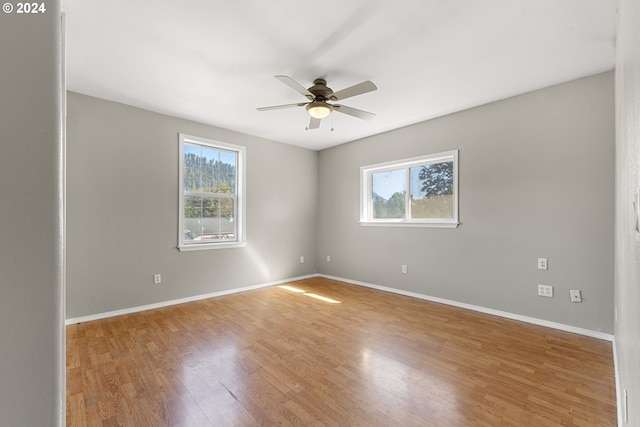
[372,168,426,199]
[184,143,236,168]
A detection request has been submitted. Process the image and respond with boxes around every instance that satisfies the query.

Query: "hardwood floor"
[66,277,617,426]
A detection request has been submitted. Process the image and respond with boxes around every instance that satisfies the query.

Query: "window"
[360,150,459,228]
[178,134,246,250]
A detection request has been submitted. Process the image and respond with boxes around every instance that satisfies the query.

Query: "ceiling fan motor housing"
[309,79,335,101]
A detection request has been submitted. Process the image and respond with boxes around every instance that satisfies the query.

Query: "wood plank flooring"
[66,277,617,426]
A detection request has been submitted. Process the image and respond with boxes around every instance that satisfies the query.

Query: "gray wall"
[615,0,640,424]
[0,1,65,425]
[66,92,318,318]
[317,72,614,334]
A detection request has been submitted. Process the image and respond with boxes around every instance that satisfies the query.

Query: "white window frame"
[360,150,459,228]
[178,133,246,251]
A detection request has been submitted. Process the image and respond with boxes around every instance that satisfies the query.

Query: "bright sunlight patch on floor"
[304,293,342,304]
[278,285,342,304]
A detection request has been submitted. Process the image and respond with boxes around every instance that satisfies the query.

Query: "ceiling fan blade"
[257,102,307,111]
[333,104,375,121]
[308,117,321,129]
[330,80,377,101]
[275,75,314,100]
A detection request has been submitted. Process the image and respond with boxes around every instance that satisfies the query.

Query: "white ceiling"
[62,0,616,151]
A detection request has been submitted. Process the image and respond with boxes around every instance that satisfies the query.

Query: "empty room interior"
[1,0,640,426]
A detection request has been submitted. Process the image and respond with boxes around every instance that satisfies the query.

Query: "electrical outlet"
[537,258,548,270]
[401,265,408,274]
[300,256,304,264]
[326,255,331,262]
[569,289,582,302]
[537,284,553,297]
[153,274,161,284]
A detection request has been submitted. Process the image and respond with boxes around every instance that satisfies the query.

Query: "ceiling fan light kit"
[306,101,333,119]
[258,75,377,129]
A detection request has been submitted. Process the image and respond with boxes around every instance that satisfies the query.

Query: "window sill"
[178,241,247,251]
[360,221,460,229]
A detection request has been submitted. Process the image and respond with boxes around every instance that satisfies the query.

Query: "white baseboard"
[65,274,317,325]
[318,274,614,342]
[67,272,614,343]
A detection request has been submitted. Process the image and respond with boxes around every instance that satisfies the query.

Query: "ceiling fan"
[257,75,377,129]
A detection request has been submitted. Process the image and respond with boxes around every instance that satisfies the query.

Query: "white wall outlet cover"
[569,289,582,302]
[537,284,553,297]
[537,258,548,270]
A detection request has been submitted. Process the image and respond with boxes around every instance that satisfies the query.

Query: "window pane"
[410,161,454,219]
[201,147,219,192]
[219,150,236,167]
[219,173,235,194]
[201,196,236,241]
[184,143,201,159]
[183,195,203,241]
[183,144,202,191]
[183,168,198,191]
[218,150,237,194]
[372,169,406,219]
[184,195,237,242]
[219,198,236,238]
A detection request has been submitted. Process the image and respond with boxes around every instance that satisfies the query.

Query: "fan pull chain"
[331,113,334,132]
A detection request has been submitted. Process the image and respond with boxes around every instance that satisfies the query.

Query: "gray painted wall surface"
[66,92,318,318]
[615,0,640,424]
[0,1,65,425]
[317,72,614,333]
